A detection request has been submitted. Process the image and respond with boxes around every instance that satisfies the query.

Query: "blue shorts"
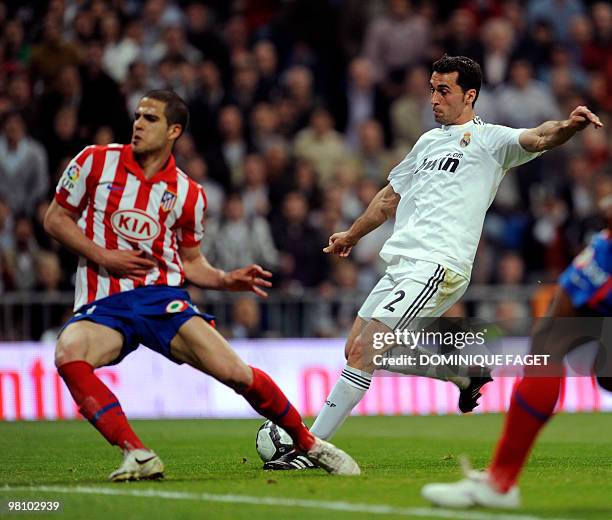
[61,285,215,365]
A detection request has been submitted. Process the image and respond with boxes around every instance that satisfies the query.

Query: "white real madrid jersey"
[380,117,543,279]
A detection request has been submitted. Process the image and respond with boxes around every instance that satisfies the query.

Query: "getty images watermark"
[371,329,550,369]
[360,317,612,378]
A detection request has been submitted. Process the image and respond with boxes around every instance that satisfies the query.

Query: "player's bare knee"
[347,334,364,366]
[55,332,89,367]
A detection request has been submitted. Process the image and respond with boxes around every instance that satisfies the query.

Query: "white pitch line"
[1,485,576,520]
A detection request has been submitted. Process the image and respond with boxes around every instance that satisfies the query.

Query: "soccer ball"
[255,420,294,462]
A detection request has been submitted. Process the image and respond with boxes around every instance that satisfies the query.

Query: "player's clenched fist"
[100,249,156,278]
[323,231,358,258]
[567,105,603,131]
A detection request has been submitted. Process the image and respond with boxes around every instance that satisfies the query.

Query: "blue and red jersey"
[559,229,612,315]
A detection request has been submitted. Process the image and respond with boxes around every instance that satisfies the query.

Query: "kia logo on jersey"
[111,209,160,242]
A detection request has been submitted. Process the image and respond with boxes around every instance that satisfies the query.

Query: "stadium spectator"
[262,138,293,215]
[123,60,154,115]
[241,154,271,218]
[229,56,263,116]
[224,15,250,63]
[141,0,185,53]
[391,65,435,150]
[230,296,262,339]
[567,154,596,219]
[29,16,80,90]
[173,131,198,167]
[4,214,40,291]
[99,12,124,82]
[293,107,350,186]
[37,64,83,143]
[481,17,516,88]
[0,111,49,215]
[185,3,231,84]
[272,191,329,290]
[188,60,228,152]
[184,155,225,219]
[338,57,390,149]
[0,196,14,254]
[250,102,282,153]
[330,162,362,222]
[6,73,35,132]
[353,119,399,183]
[363,0,430,87]
[442,9,483,67]
[253,41,280,101]
[150,25,202,67]
[496,60,561,128]
[527,0,584,43]
[30,251,70,338]
[513,19,555,76]
[43,107,85,179]
[313,260,362,337]
[206,105,251,188]
[2,18,30,72]
[282,65,317,134]
[290,159,323,212]
[201,193,279,273]
[79,41,131,142]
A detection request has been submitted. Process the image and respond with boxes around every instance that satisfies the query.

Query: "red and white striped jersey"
[55,144,207,310]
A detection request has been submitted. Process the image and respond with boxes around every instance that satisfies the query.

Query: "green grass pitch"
[1,414,611,519]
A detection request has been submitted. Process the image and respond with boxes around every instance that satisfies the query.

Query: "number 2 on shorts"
[383,290,405,312]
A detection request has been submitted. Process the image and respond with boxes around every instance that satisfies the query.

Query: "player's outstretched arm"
[180,245,272,298]
[323,183,399,258]
[44,199,156,278]
[519,105,603,153]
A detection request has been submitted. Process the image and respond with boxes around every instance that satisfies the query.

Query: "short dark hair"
[432,55,482,106]
[143,90,189,137]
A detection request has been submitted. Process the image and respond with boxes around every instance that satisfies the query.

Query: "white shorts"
[358,257,469,330]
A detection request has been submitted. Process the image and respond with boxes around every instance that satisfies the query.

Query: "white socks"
[310,365,372,440]
[309,357,470,442]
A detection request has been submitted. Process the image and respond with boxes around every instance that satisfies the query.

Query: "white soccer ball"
[255,420,294,462]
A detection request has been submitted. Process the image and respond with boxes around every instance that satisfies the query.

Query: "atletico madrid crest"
[161,190,177,212]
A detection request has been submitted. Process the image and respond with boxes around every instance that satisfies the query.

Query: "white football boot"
[305,437,360,476]
[421,458,520,509]
[108,449,165,482]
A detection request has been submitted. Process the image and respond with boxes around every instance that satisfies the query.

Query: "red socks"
[241,366,315,452]
[489,376,561,492]
[59,362,313,453]
[58,361,145,451]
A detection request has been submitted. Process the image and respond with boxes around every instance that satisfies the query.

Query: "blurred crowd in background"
[0,0,610,339]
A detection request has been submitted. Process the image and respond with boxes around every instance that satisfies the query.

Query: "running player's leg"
[170,316,360,474]
[312,261,471,442]
[56,321,148,452]
[305,271,400,442]
[422,287,605,507]
[170,317,313,449]
[487,287,583,492]
[309,317,371,440]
